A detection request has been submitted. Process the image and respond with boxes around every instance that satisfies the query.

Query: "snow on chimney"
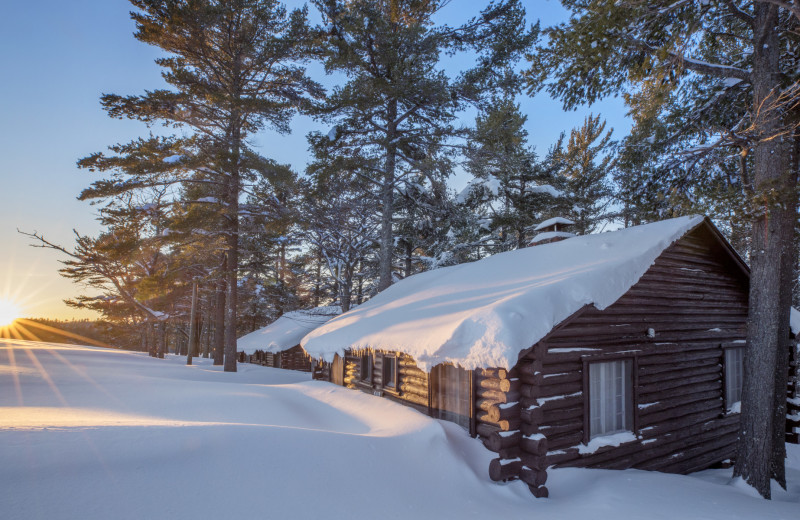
[529,217,576,246]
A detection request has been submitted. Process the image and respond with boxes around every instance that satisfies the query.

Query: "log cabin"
[297,216,799,498]
[237,306,340,371]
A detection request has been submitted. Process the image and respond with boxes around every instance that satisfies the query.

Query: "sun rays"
[0,318,111,349]
[0,299,21,327]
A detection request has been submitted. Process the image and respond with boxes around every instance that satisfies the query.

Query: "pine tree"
[78,0,322,371]
[555,114,616,235]
[310,0,536,291]
[464,97,565,249]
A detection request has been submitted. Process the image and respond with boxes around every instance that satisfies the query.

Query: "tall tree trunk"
[202,296,212,358]
[378,99,398,292]
[340,266,352,313]
[141,325,148,354]
[156,321,165,359]
[193,301,202,357]
[149,323,157,357]
[771,129,800,488]
[223,116,241,372]
[356,258,364,305]
[734,4,791,498]
[213,259,226,366]
[224,198,239,372]
[186,280,198,366]
[404,240,412,278]
[313,250,322,307]
[279,242,286,284]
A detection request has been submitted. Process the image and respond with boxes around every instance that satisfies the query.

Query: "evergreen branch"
[722,0,755,26]
[670,53,751,81]
[17,230,168,322]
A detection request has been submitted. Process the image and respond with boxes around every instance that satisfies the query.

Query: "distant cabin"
[236,306,340,371]
[278,217,800,497]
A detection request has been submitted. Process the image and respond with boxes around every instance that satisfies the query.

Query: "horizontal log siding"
[516,227,749,477]
[396,354,429,408]
[476,367,529,487]
[244,346,313,372]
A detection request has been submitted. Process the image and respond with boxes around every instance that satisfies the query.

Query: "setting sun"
[0,299,21,327]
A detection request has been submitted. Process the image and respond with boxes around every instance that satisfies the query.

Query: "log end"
[528,485,549,499]
[489,457,523,482]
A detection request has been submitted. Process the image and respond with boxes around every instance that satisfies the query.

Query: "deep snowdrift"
[1,340,797,520]
[303,216,706,370]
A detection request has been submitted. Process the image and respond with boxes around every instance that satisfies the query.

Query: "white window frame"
[588,359,633,439]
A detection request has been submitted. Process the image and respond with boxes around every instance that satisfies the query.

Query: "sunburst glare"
[0,299,21,327]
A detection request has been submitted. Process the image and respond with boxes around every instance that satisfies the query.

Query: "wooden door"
[331,353,345,386]
[430,363,471,429]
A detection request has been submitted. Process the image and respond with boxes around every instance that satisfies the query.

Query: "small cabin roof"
[534,217,575,231]
[302,216,722,371]
[238,306,341,355]
[530,231,576,244]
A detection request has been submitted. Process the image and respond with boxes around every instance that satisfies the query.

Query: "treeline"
[23,0,800,497]
[15,318,111,347]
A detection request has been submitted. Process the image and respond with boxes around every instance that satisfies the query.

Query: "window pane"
[361,354,371,381]
[725,347,744,408]
[589,360,632,438]
[384,356,396,388]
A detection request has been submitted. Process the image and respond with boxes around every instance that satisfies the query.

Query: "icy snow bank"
[302,216,705,370]
[238,306,340,355]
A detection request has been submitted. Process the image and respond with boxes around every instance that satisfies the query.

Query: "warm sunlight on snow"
[0,299,21,327]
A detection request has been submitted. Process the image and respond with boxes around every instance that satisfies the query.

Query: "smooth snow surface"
[303,216,705,370]
[238,306,340,355]
[1,340,798,520]
[534,216,575,231]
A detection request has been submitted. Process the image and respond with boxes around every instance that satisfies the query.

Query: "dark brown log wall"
[242,345,313,372]
[335,349,430,410]
[514,226,749,488]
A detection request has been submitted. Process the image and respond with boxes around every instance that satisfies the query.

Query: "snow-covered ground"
[1,340,798,520]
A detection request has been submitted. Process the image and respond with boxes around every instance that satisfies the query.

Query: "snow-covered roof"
[530,231,576,244]
[238,306,341,355]
[302,216,707,371]
[534,216,575,231]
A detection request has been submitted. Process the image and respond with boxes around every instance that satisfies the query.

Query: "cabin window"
[724,347,744,410]
[360,353,372,382]
[589,359,633,438]
[383,355,397,390]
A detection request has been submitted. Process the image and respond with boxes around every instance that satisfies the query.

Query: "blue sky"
[0,0,630,320]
